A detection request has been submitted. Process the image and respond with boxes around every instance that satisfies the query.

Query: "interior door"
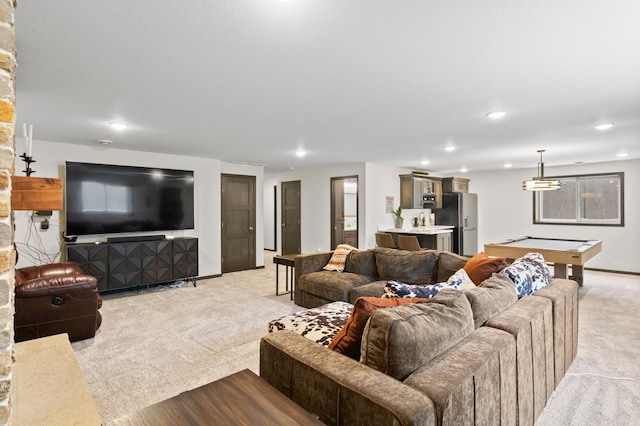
[221,174,256,273]
[331,176,358,249]
[281,180,301,255]
[331,178,345,248]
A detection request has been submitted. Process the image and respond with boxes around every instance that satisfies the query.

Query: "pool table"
[484,236,602,286]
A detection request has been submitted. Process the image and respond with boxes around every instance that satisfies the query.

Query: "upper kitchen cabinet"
[400,174,442,209]
[442,177,470,193]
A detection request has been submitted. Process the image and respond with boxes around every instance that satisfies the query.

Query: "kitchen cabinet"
[442,177,470,193]
[400,174,442,209]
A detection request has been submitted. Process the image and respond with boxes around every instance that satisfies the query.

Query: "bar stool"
[375,232,397,249]
[397,235,422,251]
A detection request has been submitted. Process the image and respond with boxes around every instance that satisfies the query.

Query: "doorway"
[330,176,358,249]
[221,174,256,272]
[281,180,301,255]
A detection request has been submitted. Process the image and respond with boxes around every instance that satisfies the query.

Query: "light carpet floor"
[71,252,640,425]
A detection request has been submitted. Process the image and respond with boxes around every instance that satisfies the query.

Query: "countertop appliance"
[433,193,478,256]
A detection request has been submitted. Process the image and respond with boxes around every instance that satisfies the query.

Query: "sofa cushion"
[297,271,377,303]
[324,244,357,272]
[374,248,439,285]
[361,289,475,380]
[437,252,470,283]
[463,273,518,328]
[344,249,378,277]
[348,280,388,302]
[329,297,429,360]
[463,252,508,285]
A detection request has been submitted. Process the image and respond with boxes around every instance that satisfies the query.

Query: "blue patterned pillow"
[383,279,462,299]
[503,252,551,298]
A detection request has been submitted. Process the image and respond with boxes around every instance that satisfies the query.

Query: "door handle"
[249,226,254,231]
[281,223,286,227]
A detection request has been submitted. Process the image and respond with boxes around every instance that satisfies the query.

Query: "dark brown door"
[281,180,301,255]
[221,174,256,272]
[331,176,358,249]
[331,178,345,248]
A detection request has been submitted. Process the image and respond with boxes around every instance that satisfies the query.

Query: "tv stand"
[67,237,198,292]
[107,234,166,243]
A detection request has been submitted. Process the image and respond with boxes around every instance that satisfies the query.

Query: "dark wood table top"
[111,369,322,426]
[273,253,299,266]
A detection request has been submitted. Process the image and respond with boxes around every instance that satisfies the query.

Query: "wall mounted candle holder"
[19,153,36,176]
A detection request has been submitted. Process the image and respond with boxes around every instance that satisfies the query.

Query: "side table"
[273,253,298,300]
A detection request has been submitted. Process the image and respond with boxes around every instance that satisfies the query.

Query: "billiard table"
[484,236,602,286]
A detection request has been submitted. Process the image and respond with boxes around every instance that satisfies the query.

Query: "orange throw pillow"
[329,297,429,360]
[463,252,508,285]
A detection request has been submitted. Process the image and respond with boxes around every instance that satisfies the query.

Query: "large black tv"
[65,162,195,236]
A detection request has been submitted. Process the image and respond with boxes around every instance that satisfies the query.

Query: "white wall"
[363,163,413,248]
[271,162,413,253]
[275,164,366,254]
[14,140,267,275]
[466,158,639,273]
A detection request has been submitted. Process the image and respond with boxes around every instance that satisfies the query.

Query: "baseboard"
[585,267,640,276]
[196,274,221,280]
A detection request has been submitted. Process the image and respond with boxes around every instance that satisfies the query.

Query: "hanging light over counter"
[522,150,560,191]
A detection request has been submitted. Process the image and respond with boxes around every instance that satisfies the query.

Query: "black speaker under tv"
[65,161,195,236]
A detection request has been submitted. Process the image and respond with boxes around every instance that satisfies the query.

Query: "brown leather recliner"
[14,261,102,343]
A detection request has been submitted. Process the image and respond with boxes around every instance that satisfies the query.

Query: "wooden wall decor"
[11,176,63,211]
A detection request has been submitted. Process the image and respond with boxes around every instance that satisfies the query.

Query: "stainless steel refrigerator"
[434,193,478,256]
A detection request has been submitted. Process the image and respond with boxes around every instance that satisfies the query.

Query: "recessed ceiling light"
[594,123,614,131]
[421,160,430,165]
[503,162,512,168]
[295,150,306,158]
[460,167,468,173]
[97,139,113,145]
[616,152,629,157]
[486,111,507,120]
[445,146,456,152]
[108,121,129,130]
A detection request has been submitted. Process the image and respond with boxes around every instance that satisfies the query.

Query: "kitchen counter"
[383,226,454,235]
[382,227,454,251]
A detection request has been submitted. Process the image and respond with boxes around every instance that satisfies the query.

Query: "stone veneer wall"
[0,0,15,423]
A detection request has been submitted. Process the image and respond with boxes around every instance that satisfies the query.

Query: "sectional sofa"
[294,247,469,308]
[261,248,578,425]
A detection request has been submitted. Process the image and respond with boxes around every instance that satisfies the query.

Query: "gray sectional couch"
[261,248,579,425]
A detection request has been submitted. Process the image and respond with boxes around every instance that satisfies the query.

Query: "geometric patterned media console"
[67,237,198,292]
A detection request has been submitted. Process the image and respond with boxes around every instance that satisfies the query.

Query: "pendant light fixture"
[522,150,560,191]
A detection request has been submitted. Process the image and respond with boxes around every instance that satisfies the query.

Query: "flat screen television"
[65,161,195,236]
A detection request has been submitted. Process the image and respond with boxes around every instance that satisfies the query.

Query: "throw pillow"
[329,297,429,360]
[383,280,450,299]
[463,252,508,285]
[323,244,357,272]
[503,252,551,298]
[448,268,475,290]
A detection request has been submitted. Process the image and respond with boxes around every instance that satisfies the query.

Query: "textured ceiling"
[13,0,640,174]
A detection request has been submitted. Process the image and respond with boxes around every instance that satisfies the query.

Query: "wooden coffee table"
[111,369,322,425]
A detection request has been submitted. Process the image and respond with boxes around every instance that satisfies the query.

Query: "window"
[534,172,624,226]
